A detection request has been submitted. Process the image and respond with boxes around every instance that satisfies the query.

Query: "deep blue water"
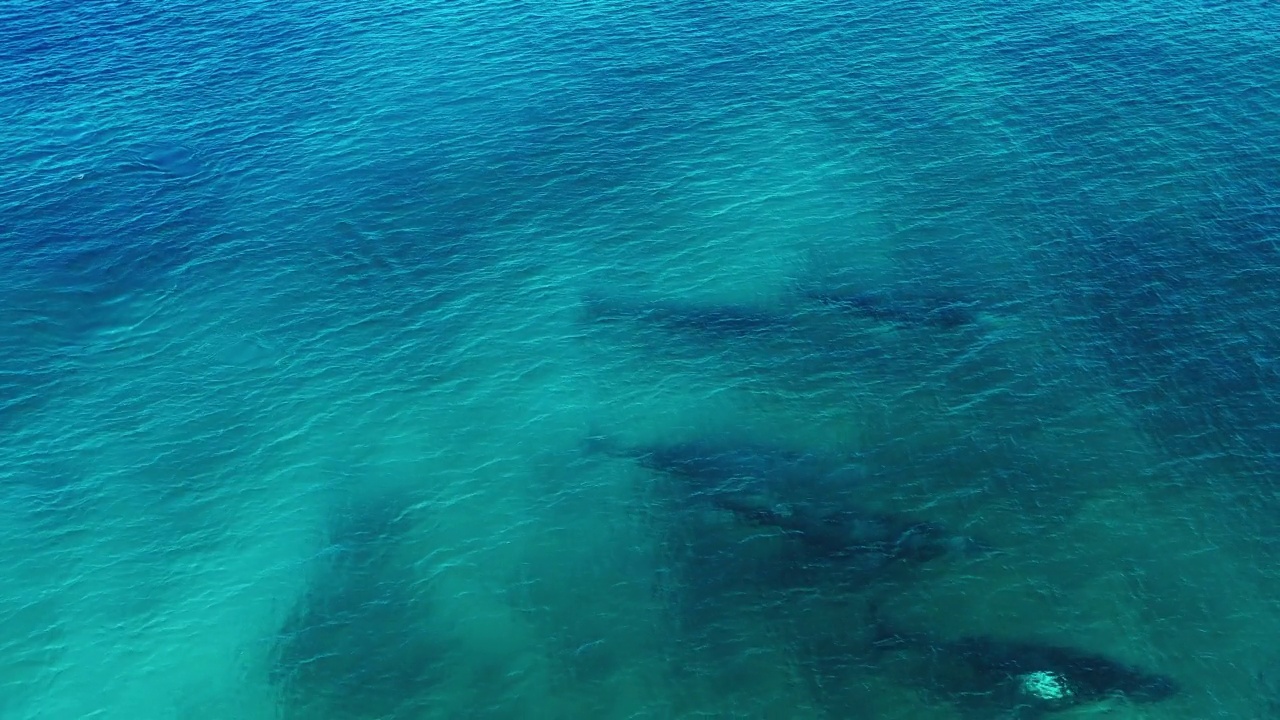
[3,1,1280,718]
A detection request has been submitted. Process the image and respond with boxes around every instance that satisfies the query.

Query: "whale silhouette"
[588,434,993,569]
[807,288,981,329]
[870,607,1179,718]
[581,292,796,338]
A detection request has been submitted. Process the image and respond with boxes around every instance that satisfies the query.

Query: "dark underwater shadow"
[858,597,1180,720]
[572,287,997,406]
[586,431,995,669]
[270,494,449,720]
[1051,211,1280,487]
[0,127,240,439]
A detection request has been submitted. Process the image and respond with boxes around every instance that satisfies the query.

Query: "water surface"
[3,1,1279,718]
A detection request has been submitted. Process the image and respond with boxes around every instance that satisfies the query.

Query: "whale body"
[872,612,1179,718]
[808,289,980,329]
[589,435,992,568]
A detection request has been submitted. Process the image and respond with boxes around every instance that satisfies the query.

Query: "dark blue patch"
[123,142,205,178]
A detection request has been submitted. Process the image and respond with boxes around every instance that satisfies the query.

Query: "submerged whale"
[715,494,992,568]
[871,609,1179,718]
[582,293,797,338]
[807,288,981,330]
[588,434,992,569]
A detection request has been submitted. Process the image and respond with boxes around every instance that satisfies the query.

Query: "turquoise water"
[4,0,1280,717]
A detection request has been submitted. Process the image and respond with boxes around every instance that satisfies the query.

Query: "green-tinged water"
[3,0,1280,718]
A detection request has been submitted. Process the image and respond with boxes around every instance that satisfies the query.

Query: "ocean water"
[3,0,1280,717]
